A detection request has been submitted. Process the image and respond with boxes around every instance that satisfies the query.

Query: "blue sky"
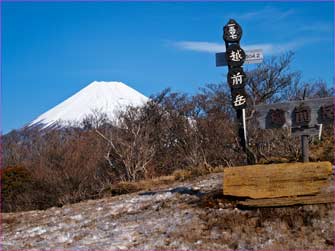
[1,1,334,134]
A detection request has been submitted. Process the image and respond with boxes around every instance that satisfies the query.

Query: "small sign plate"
[216,49,263,67]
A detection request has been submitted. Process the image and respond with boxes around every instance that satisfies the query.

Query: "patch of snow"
[26,226,47,235]
[71,214,83,221]
[29,81,148,129]
[56,233,71,243]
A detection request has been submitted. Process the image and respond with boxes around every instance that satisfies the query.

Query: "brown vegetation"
[1,52,333,212]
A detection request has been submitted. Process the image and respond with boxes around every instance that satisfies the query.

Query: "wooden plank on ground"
[238,193,334,207]
[223,162,332,199]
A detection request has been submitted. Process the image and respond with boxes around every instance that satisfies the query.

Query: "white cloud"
[230,6,295,21]
[173,38,321,56]
[175,41,225,53]
[299,22,333,33]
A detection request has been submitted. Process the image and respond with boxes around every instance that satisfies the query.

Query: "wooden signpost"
[254,96,333,162]
[218,20,334,208]
[216,19,263,164]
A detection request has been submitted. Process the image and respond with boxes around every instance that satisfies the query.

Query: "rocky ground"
[1,172,334,250]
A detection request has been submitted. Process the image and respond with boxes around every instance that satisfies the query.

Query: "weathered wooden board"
[291,126,320,137]
[254,97,333,130]
[216,49,263,67]
[238,192,333,207]
[223,162,332,199]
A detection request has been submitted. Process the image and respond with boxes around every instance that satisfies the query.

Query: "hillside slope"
[29,81,148,129]
[1,172,333,250]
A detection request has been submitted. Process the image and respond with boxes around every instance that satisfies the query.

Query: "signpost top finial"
[227,19,238,25]
[223,19,243,43]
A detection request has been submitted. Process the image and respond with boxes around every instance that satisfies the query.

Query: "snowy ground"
[1,172,333,250]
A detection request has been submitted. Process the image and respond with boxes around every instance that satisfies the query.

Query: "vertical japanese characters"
[223,19,247,109]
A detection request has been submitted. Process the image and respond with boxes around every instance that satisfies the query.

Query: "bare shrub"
[245,51,301,105]
[192,83,245,167]
[96,108,156,182]
[1,52,333,212]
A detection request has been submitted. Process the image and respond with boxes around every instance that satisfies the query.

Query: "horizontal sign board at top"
[254,97,333,130]
[216,49,263,67]
[291,126,320,137]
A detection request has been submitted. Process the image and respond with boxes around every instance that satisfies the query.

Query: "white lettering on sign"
[245,49,263,63]
[228,24,238,40]
[229,49,243,62]
[234,94,247,107]
[231,72,243,85]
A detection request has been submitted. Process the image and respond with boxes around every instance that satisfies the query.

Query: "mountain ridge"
[29,81,148,129]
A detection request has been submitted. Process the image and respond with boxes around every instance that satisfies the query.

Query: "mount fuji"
[29,81,149,129]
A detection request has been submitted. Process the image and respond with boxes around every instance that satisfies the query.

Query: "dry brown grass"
[194,198,334,250]
[172,169,193,181]
[101,165,224,196]
[101,175,176,196]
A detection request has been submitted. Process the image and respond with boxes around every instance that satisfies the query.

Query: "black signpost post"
[217,19,263,164]
[224,20,248,162]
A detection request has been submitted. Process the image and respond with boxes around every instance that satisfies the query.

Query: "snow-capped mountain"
[29,81,149,129]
